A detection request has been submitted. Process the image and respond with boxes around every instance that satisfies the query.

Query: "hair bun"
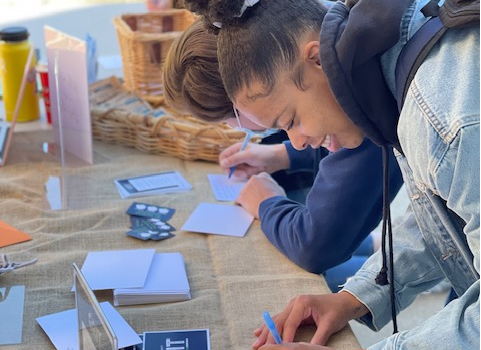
[183,0,245,27]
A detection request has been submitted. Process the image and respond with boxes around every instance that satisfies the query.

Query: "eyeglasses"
[232,107,279,139]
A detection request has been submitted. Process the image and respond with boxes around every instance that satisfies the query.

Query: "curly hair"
[182,0,328,101]
[163,17,234,123]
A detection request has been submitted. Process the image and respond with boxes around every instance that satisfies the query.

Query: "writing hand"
[252,292,367,349]
[219,143,289,180]
[235,172,286,218]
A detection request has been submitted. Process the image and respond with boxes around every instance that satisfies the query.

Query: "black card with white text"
[143,329,210,350]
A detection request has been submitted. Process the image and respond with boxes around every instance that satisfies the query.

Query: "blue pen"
[263,311,283,344]
[228,131,252,179]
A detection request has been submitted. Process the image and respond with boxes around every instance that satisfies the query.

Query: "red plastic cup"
[146,0,173,11]
[36,63,52,124]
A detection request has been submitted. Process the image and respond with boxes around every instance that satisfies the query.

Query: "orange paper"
[0,220,32,248]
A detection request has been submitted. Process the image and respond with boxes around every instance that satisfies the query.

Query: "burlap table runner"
[0,130,360,350]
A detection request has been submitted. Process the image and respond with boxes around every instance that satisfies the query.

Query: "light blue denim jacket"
[342,0,480,349]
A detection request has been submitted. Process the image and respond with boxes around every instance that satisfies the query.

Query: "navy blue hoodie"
[259,138,403,274]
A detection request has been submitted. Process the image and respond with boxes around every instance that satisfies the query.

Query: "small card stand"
[73,263,118,350]
[43,26,94,210]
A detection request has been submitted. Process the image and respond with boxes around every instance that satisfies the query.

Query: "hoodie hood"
[319,0,412,151]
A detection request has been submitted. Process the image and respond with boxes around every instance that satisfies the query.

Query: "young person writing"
[163,17,404,291]
[181,0,480,349]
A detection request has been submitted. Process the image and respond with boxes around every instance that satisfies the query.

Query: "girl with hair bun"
[162,7,403,296]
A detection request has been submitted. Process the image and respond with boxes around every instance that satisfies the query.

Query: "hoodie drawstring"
[375,145,398,333]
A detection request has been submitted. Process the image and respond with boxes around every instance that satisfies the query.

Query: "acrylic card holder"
[73,263,118,350]
[43,26,94,210]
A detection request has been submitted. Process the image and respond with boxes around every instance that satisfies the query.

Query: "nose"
[287,130,307,151]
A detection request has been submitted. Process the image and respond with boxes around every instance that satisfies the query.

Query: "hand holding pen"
[227,128,280,179]
[263,311,283,344]
[228,131,253,179]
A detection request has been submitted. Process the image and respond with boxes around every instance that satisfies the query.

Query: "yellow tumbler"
[0,27,39,122]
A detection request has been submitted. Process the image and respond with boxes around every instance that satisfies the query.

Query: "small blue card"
[0,285,25,345]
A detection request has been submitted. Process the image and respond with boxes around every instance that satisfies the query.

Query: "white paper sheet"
[80,248,155,290]
[36,301,141,350]
[181,203,254,237]
[207,174,247,202]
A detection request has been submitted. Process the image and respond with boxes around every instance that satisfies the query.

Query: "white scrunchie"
[213,0,260,28]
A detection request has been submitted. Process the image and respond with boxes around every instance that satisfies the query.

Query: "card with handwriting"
[207,174,247,201]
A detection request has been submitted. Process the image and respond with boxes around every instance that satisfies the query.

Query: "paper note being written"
[207,174,247,201]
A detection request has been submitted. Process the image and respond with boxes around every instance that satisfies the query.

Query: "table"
[0,130,361,349]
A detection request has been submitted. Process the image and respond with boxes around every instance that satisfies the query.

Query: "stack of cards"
[113,253,191,306]
[126,202,176,241]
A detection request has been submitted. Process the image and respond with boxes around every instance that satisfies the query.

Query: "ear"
[302,40,321,67]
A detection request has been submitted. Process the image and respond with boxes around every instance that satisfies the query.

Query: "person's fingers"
[228,167,250,181]
[253,311,287,349]
[253,300,297,349]
[259,342,332,350]
[219,142,242,161]
[253,323,266,337]
[256,172,273,180]
[310,323,331,346]
[281,296,315,342]
[252,326,270,349]
[219,144,251,168]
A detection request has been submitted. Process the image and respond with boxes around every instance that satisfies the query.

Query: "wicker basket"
[89,77,258,163]
[113,9,196,106]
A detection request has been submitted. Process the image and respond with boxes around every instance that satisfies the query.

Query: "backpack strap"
[394,16,447,112]
[395,0,480,111]
[440,0,480,28]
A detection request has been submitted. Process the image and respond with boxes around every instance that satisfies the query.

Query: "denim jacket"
[341,0,480,349]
